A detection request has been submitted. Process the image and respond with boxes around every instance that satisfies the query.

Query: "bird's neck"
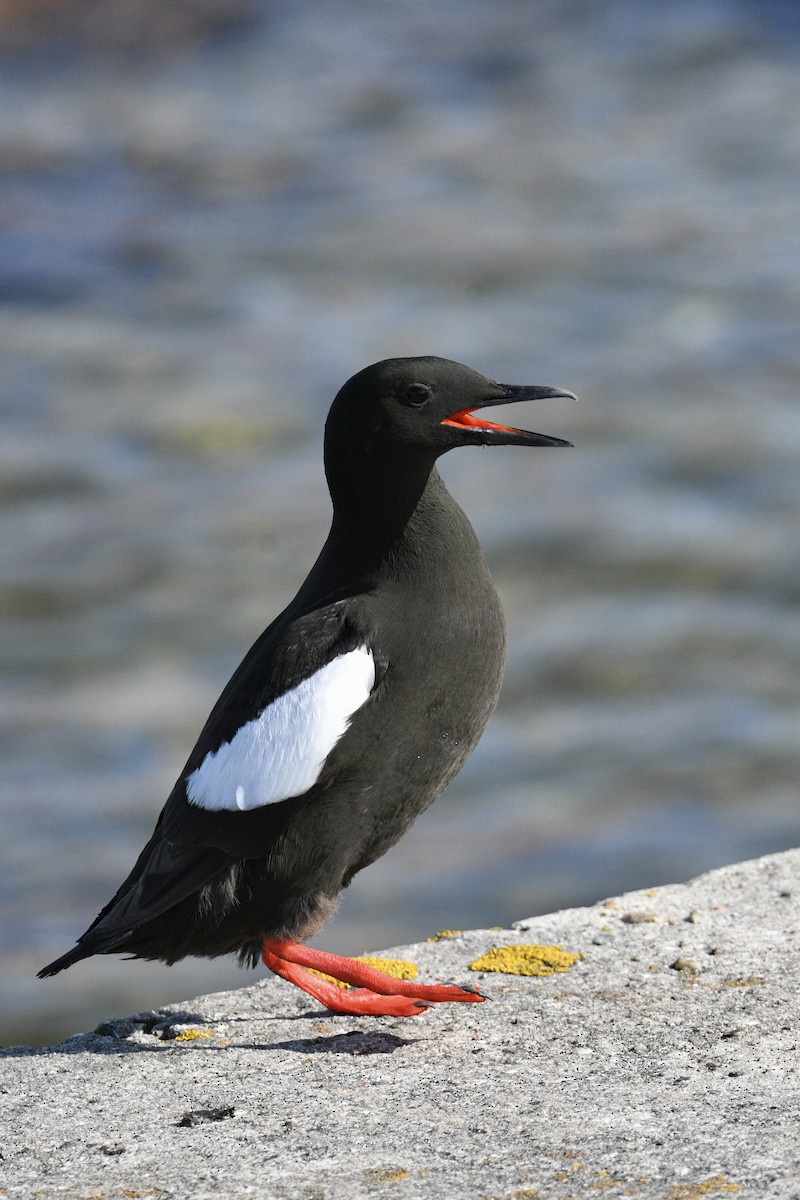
[299,456,472,602]
[331,445,436,541]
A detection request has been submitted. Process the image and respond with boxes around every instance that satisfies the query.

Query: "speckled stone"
[2,850,800,1198]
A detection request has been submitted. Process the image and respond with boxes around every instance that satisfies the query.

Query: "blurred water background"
[1,0,798,1047]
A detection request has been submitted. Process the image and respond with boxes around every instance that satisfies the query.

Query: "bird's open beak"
[441,384,576,447]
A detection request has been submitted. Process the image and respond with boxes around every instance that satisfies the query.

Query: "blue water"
[1,0,798,1046]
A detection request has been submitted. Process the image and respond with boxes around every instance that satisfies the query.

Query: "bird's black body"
[40,357,572,983]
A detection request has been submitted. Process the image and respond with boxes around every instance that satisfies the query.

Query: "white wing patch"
[186,645,375,812]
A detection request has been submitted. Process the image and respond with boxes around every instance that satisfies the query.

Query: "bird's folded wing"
[79,837,230,949]
[184,643,375,813]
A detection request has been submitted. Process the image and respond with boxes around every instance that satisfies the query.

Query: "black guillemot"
[39,356,574,1017]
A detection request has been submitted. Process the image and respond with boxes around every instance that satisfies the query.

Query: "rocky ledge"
[2,850,799,1199]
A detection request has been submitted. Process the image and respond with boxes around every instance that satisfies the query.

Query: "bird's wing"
[184,595,381,764]
[152,596,384,850]
[38,832,231,973]
[47,599,384,960]
[182,641,375,814]
[78,834,230,951]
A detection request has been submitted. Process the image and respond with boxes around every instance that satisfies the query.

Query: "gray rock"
[3,850,800,1198]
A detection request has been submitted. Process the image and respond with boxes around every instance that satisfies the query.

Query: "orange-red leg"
[261,937,485,1017]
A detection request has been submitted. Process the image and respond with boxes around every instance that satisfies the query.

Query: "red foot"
[261,937,485,1017]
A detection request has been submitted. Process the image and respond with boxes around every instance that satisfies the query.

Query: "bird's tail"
[37,838,231,980]
[37,942,95,978]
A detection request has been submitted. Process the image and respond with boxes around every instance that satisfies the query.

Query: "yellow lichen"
[469,944,581,976]
[172,1029,213,1042]
[310,957,419,989]
[357,956,418,979]
[594,1169,625,1189]
[670,957,699,974]
[722,976,766,988]
[667,1175,741,1199]
[364,1167,411,1184]
[427,929,462,941]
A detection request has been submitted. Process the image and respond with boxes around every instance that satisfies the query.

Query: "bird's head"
[325,356,574,469]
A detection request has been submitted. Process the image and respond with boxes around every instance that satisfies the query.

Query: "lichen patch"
[469,944,581,976]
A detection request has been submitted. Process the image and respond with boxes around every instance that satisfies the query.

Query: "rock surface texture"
[3,850,799,1199]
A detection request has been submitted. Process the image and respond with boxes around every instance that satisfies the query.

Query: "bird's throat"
[306,463,463,601]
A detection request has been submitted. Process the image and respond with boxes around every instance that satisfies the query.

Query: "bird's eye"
[402,383,432,407]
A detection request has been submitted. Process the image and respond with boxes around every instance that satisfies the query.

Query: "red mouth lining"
[441,408,519,435]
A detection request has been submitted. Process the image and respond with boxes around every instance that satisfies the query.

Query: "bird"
[39,356,574,1017]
